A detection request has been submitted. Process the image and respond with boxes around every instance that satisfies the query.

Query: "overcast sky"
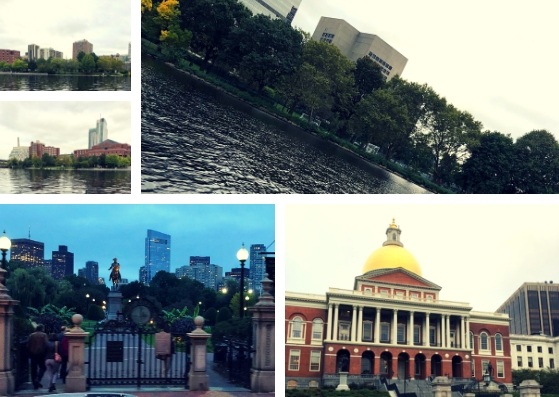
[2,204,275,284]
[285,202,559,313]
[0,0,130,58]
[0,101,131,158]
[292,0,559,142]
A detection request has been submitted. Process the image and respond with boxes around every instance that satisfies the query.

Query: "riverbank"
[0,71,128,76]
[2,166,131,171]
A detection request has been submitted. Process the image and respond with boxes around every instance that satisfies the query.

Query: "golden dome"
[361,219,422,276]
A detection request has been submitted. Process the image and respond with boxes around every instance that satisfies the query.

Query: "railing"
[212,338,251,389]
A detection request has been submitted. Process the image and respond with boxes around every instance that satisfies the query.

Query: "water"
[141,57,430,194]
[0,74,131,91]
[0,169,131,194]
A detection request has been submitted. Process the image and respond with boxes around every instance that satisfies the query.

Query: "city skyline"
[292,0,559,142]
[285,203,559,313]
[0,0,130,59]
[0,204,275,285]
[0,102,131,160]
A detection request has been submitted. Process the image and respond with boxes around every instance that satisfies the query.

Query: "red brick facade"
[73,139,131,158]
[0,49,20,64]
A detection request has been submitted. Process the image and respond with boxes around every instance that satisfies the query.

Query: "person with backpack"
[27,324,49,389]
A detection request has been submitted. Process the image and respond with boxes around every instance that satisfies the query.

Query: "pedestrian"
[57,326,69,384]
[155,325,174,377]
[45,333,61,392]
[27,324,49,389]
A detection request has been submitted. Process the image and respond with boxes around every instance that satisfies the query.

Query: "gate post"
[0,267,18,396]
[249,274,275,392]
[65,314,89,393]
[187,316,211,391]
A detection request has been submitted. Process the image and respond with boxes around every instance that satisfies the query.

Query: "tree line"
[0,51,127,75]
[7,153,131,169]
[142,0,559,193]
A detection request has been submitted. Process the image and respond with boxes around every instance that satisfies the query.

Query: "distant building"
[79,261,100,284]
[249,244,266,293]
[29,141,60,158]
[238,0,301,24]
[312,17,408,80]
[144,229,171,283]
[10,238,45,268]
[39,48,63,60]
[88,118,108,149]
[224,267,251,288]
[139,265,148,284]
[0,49,21,64]
[74,139,131,159]
[8,138,29,161]
[73,39,93,60]
[28,44,40,62]
[176,256,223,290]
[51,245,74,280]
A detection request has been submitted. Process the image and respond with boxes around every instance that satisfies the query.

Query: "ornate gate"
[86,319,191,388]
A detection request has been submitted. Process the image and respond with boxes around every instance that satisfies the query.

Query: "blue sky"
[1,204,275,283]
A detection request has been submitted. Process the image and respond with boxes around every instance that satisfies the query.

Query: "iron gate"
[86,320,191,388]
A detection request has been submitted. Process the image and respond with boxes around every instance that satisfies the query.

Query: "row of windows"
[515,344,554,354]
[288,349,321,372]
[517,356,555,369]
[367,51,392,76]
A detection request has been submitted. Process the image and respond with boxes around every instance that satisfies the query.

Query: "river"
[0,73,131,91]
[141,56,429,194]
[0,169,131,194]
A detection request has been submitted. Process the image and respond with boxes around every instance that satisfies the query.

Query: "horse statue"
[108,258,122,287]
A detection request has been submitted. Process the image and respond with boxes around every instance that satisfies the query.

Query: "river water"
[0,169,131,194]
[0,74,131,91]
[141,57,429,194]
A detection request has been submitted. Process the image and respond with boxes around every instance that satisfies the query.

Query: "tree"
[80,53,96,74]
[156,0,192,62]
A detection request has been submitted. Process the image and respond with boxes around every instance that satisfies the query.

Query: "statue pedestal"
[107,290,122,320]
[336,372,350,391]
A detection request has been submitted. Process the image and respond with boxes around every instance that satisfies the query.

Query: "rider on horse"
[108,258,122,286]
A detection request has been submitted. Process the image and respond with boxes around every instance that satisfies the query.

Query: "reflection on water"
[141,57,429,194]
[0,74,131,91]
[0,169,131,194]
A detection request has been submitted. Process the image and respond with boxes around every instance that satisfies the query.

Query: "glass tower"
[249,244,266,293]
[144,229,171,283]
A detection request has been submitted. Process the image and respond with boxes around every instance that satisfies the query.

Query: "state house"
[285,220,512,389]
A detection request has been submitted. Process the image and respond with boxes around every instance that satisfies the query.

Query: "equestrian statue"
[108,258,122,288]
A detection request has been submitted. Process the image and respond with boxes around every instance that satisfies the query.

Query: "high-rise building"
[0,49,20,64]
[144,229,171,283]
[176,256,223,290]
[38,48,63,60]
[73,39,93,60]
[51,245,74,280]
[238,0,301,24]
[83,261,99,284]
[249,244,266,293]
[10,238,45,268]
[28,44,40,62]
[312,17,408,80]
[498,282,559,337]
[88,117,108,149]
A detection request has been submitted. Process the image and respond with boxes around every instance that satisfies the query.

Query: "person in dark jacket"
[27,324,49,389]
[57,327,69,383]
[45,333,60,392]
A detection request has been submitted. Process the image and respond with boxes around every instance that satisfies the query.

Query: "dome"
[361,219,422,276]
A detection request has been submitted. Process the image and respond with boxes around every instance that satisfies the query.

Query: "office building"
[10,238,45,268]
[249,244,266,293]
[73,39,93,60]
[0,49,20,64]
[39,48,63,60]
[176,256,223,290]
[285,220,512,388]
[88,117,108,149]
[238,0,301,24]
[51,245,74,280]
[312,17,407,80]
[84,261,99,284]
[28,44,40,62]
[144,229,171,283]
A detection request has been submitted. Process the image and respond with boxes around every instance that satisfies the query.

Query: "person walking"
[57,326,69,384]
[45,333,61,392]
[27,324,49,389]
[155,326,174,377]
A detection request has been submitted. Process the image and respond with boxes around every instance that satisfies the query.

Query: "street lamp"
[236,243,249,318]
[0,230,11,269]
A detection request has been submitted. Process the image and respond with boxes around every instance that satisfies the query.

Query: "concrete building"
[0,49,20,64]
[144,229,171,283]
[39,47,63,60]
[9,238,45,268]
[285,220,512,389]
[51,245,74,280]
[8,138,29,161]
[28,44,40,62]
[239,0,301,24]
[311,17,407,80]
[73,39,93,60]
[510,333,557,370]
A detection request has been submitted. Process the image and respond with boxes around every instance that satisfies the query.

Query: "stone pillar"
[250,275,275,393]
[351,306,357,342]
[432,376,452,397]
[333,304,339,341]
[408,311,414,346]
[519,380,542,397]
[374,308,380,343]
[326,303,333,340]
[107,288,123,320]
[441,315,446,348]
[336,372,350,391]
[356,306,363,342]
[424,313,430,346]
[187,316,211,391]
[446,315,451,348]
[65,314,89,393]
[392,309,398,344]
[0,267,18,396]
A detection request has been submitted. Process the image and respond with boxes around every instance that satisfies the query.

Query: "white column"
[357,306,363,342]
[374,308,381,344]
[327,303,333,340]
[408,311,415,346]
[351,305,357,342]
[460,316,465,349]
[333,304,339,341]
[392,309,398,344]
[446,315,451,348]
[424,313,430,346]
[441,315,446,348]
[465,317,470,349]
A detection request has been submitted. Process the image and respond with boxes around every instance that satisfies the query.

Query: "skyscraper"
[88,117,108,149]
[144,229,171,283]
[28,44,40,62]
[51,245,74,280]
[10,238,45,268]
[249,243,266,293]
[73,39,93,60]
[85,261,99,284]
[176,256,223,290]
[238,0,302,24]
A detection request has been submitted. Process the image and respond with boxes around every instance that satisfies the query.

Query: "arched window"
[290,316,305,340]
[480,332,489,351]
[469,331,474,350]
[495,333,503,352]
[312,318,324,341]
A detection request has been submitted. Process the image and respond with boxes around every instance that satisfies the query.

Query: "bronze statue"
[108,258,122,287]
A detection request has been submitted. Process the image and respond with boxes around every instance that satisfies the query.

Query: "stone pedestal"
[107,289,122,320]
[336,372,350,391]
[250,275,275,393]
[0,267,18,397]
[432,376,452,397]
[187,316,211,391]
[65,314,89,393]
[519,380,542,397]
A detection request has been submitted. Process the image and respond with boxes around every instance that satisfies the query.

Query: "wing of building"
[285,220,512,390]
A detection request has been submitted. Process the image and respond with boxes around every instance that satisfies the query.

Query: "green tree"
[156,0,192,62]
[11,58,28,72]
[6,267,57,311]
[80,53,96,73]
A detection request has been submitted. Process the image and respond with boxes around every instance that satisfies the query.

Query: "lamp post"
[236,243,249,318]
[0,230,11,269]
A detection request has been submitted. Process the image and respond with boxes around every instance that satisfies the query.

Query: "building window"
[414,324,421,344]
[289,349,300,371]
[380,322,390,342]
[528,357,533,368]
[516,345,522,352]
[481,360,489,374]
[480,332,489,351]
[538,357,544,368]
[339,321,351,341]
[518,357,523,367]
[495,333,503,352]
[410,292,419,301]
[550,359,555,369]
[471,360,475,377]
[363,321,373,341]
[312,318,323,341]
[497,361,504,378]
[289,316,305,341]
[430,326,436,345]
[537,346,542,353]
[397,323,406,343]
[549,347,554,354]
[310,350,321,371]
[470,331,474,350]
[527,346,532,353]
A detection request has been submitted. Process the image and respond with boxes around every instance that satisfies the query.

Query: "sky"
[0,101,131,159]
[0,0,131,58]
[285,202,559,313]
[292,0,559,142]
[0,204,275,284]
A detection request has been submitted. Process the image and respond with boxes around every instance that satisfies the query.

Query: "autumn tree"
[156,0,192,61]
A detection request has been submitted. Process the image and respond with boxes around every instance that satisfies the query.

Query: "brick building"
[285,220,512,389]
[74,139,131,158]
[0,49,21,64]
[29,141,60,158]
